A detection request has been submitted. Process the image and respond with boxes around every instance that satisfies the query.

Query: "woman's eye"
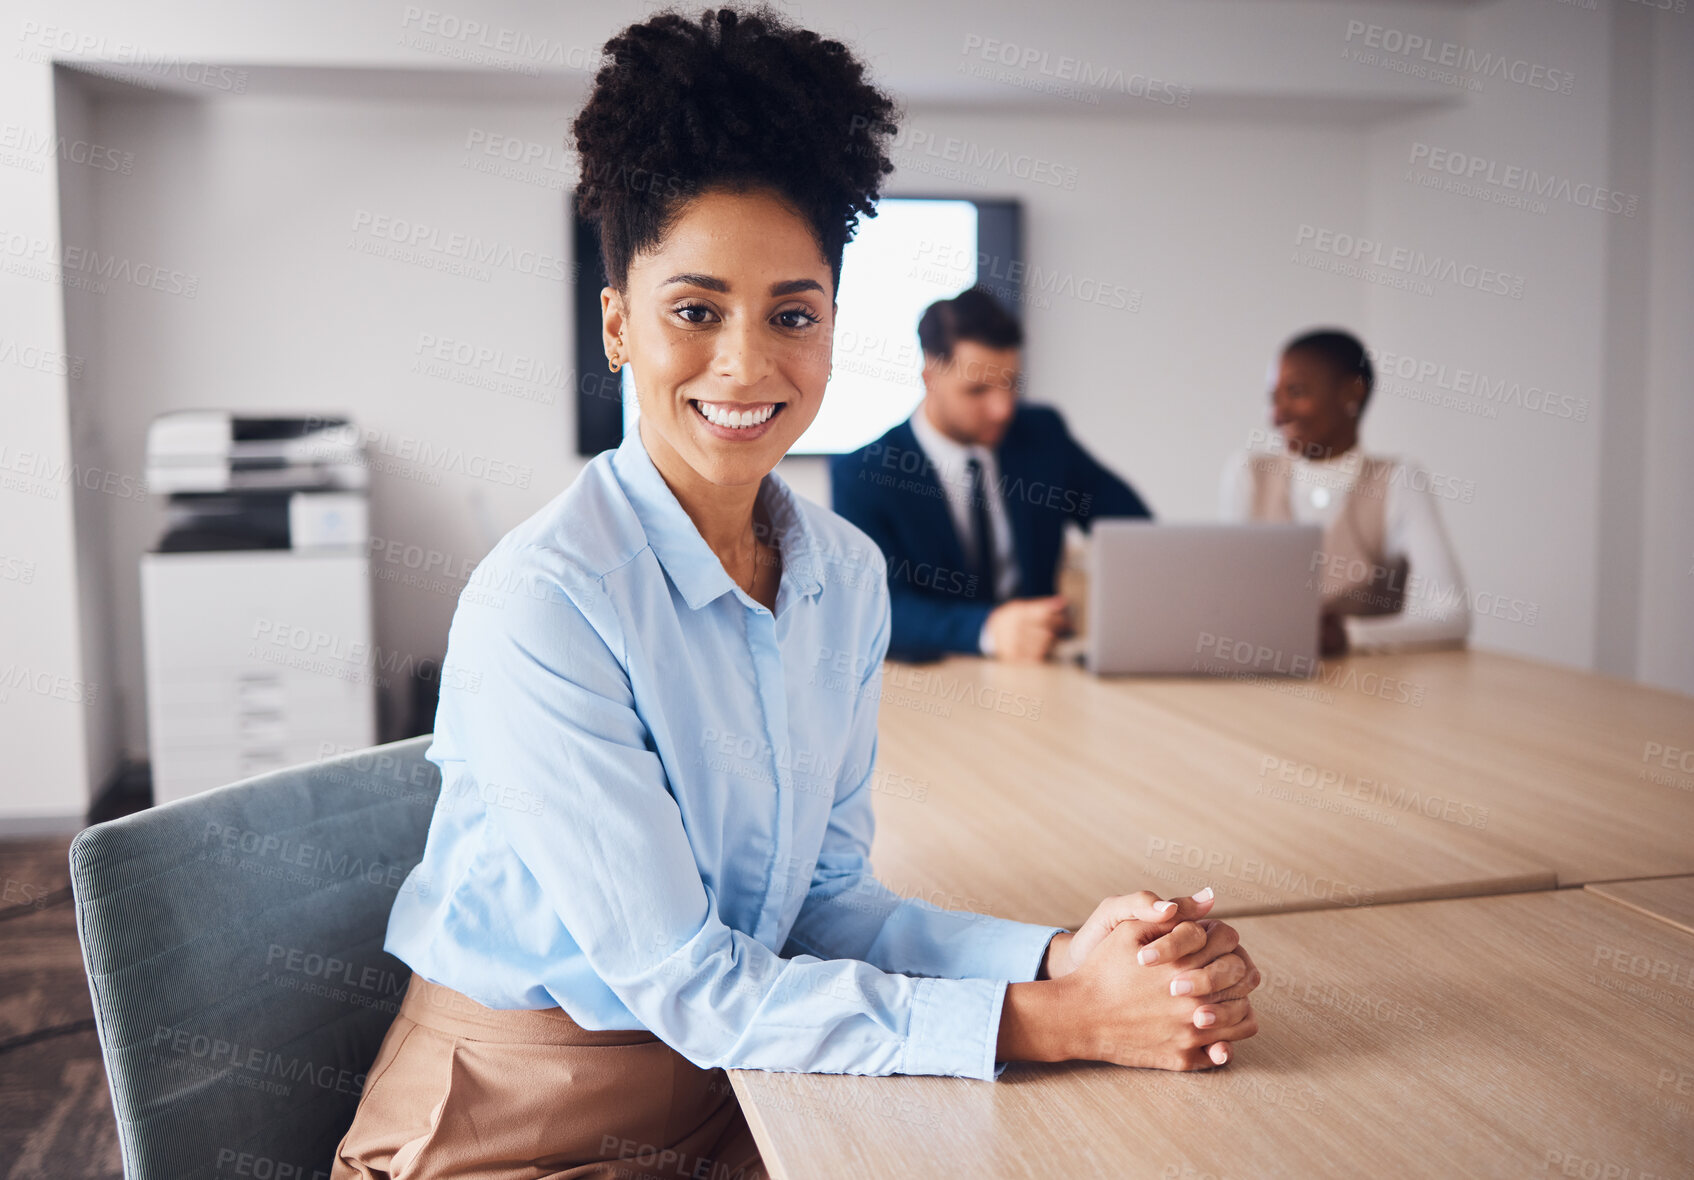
[775,308,821,329]
[675,303,714,324]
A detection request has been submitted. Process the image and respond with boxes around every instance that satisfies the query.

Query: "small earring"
[609,354,621,373]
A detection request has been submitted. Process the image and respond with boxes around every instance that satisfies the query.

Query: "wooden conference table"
[1588,875,1694,937]
[728,650,1694,1178]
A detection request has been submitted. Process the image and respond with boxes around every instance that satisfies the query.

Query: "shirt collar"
[908,402,990,477]
[611,422,825,612]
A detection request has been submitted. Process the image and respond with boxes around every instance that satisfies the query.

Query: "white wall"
[2,0,1688,822]
[54,67,125,814]
[2,59,91,824]
[1630,4,1694,690]
[1360,0,1611,667]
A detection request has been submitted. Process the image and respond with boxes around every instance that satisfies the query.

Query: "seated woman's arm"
[435,546,1019,1081]
[780,576,1066,982]
[1343,462,1473,652]
[1217,451,1252,522]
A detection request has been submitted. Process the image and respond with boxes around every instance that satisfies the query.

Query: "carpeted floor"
[0,835,124,1179]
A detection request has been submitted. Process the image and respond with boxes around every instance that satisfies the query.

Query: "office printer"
[140,411,377,802]
[145,410,369,550]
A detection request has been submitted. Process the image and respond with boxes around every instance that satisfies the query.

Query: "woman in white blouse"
[1220,328,1472,657]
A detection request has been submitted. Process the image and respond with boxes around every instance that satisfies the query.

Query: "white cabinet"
[140,550,376,804]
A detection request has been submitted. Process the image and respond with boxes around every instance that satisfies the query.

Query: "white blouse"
[1218,447,1473,651]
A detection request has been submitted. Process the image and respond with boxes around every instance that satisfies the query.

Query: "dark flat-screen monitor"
[573,197,1023,456]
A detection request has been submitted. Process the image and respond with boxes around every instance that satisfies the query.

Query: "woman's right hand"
[1063,915,1260,1071]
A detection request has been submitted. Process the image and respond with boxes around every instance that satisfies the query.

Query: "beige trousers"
[331,974,768,1180]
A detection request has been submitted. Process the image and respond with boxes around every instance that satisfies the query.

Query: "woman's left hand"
[1044,888,1218,980]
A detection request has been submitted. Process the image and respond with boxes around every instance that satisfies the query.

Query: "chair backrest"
[70,735,441,1180]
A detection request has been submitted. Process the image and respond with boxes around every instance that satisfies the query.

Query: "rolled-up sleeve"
[780,579,1065,1003]
[442,548,1015,1080]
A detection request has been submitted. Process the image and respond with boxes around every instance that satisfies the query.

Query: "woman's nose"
[714,318,775,386]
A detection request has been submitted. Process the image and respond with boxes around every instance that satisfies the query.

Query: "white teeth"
[695,401,776,429]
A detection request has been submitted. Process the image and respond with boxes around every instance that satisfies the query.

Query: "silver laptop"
[1085,522,1324,677]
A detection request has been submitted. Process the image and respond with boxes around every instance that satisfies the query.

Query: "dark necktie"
[966,456,995,601]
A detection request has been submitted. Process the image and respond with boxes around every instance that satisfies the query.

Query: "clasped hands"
[1040,886,1261,1070]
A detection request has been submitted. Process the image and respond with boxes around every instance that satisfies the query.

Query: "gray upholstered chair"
[70,735,441,1180]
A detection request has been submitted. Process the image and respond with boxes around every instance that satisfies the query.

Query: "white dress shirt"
[907,405,1020,653]
[1218,445,1472,650]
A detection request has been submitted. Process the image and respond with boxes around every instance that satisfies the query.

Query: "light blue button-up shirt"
[387,423,1064,1081]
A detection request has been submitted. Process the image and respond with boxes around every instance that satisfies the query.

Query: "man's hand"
[985,596,1071,662]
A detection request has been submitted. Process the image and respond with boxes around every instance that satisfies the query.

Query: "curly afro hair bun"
[571,5,899,293]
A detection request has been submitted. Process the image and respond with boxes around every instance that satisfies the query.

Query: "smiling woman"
[608,190,837,607]
[330,7,1257,1179]
[574,0,898,604]
[601,189,835,530]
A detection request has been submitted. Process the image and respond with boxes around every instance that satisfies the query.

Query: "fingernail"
[1192,886,1214,903]
[1154,900,1176,916]
[1194,1008,1215,1027]
[1171,979,1194,997]
[1137,946,1158,965]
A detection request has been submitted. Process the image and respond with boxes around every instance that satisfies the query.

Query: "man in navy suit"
[831,287,1152,662]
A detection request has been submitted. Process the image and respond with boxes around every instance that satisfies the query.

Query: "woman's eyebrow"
[662,272,728,291]
[660,273,824,296]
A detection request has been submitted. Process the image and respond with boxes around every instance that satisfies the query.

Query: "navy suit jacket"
[829,403,1152,661]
